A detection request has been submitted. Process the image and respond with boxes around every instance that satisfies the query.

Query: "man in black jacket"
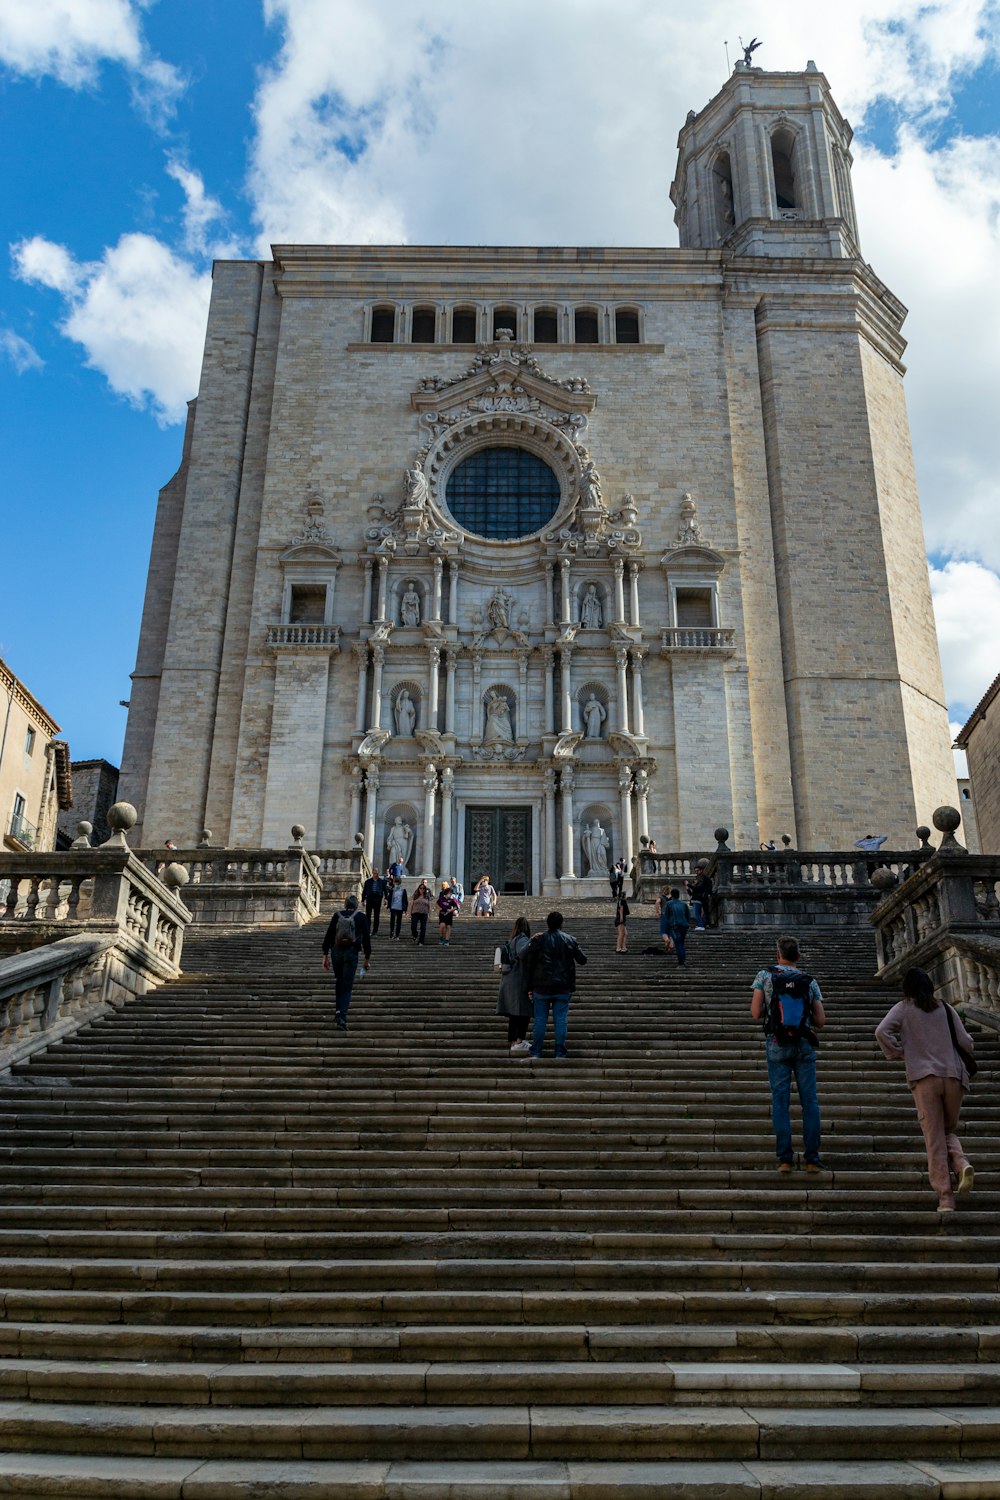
[361,868,386,935]
[523,911,587,1060]
[321,893,372,1031]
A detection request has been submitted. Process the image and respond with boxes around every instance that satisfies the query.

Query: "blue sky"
[2,0,999,767]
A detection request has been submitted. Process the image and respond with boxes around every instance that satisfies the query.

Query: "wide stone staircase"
[0,907,999,1497]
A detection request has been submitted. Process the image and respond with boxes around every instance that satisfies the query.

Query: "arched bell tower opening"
[770,128,797,212]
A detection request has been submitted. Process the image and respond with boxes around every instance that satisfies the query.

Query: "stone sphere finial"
[163,863,190,892]
[870,866,898,893]
[781,834,792,849]
[290,823,306,847]
[102,802,137,847]
[198,829,214,848]
[695,857,710,870]
[932,805,965,852]
[916,826,932,849]
[70,821,93,849]
[714,827,730,852]
[353,831,364,848]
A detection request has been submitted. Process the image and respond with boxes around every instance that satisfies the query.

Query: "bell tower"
[670,61,860,257]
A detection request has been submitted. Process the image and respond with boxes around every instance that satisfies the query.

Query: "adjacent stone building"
[955,672,1000,854]
[0,656,72,853]
[56,758,120,849]
[120,62,957,892]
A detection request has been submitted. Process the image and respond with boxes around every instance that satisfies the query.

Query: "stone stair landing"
[0,911,998,1497]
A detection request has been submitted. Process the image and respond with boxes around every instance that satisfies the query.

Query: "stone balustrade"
[0,819,191,1070]
[660,626,736,653]
[870,810,1000,1018]
[311,844,372,901]
[135,829,324,927]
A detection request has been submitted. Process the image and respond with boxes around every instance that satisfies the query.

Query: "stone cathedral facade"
[120,63,957,894]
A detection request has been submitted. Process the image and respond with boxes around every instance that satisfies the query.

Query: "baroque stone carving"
[358,727,391,761]
[394,688,417,738]
[474,587,529,648]
[483,688,514,745]
[579,584,603,629]
[583,694,607,739]
[676,493,704,546]
[582,819,611,874]
[400,583,421,627]
[386,816,414,870]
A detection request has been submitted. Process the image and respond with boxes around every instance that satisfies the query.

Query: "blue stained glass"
[446,447,561,540]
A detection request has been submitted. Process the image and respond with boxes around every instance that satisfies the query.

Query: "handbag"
[945,1004,978,1080]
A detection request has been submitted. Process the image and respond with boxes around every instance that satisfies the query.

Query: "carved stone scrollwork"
[552,730,584,762]
[358,727,391,762]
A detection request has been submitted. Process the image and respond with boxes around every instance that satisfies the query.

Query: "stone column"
[348,763,364,841]
[370,644,385,730]
[448,559,459,624]
[635,766,650,842]
[363,764,379,863]
[560,558,572,625]
[561,766,576,879]
[631,647,646,738]
[618,764,635,865]
[439,765,454,878]
[353,642,369,733]
[432,557,443,621]
[628,561,642,627]
[376,556,389,622]
[421,763,438,882]
[542,647,554,734]
[471,651,483,742]
[427,644,441,733]
[517,650,529,743]
[544,563,555,627]
[361,560,374,624]
[559,646,573,734]
[544,767,558,885]
[614,646,630,735]
[613,557,626,624]
[445,648,458,733]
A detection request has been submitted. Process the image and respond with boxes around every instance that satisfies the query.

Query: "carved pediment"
[660,544,726,573]
[279,540,341,564]
[411,344,596,423]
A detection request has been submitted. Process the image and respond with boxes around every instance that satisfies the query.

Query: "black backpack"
[764,966,815,1044]
[333,911,358,948]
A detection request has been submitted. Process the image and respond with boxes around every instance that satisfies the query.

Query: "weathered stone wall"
[965,693,1000,854]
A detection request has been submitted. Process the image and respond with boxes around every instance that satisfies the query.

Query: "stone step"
[5,1451,1000,1498]
[4,1356,1000,1408]
[0,1321,996,1367]
[0,1399,997,1463]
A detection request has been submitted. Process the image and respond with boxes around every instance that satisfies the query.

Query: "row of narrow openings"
[370,307,641,345]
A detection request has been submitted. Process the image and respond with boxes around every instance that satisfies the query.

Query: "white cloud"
[931,560,1000,716]
[0,0,181,117]
[0,328,43,372]
[12,232,210,424]
[166,158,243,259]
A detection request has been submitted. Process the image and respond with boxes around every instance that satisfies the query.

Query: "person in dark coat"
[321,893,371,1031]
[523,911,587,1061]
[496,915,532,1054]
[361,868,386,935]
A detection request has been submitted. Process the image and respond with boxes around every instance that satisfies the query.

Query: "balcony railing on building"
[660,626,735,652]
[5,812,37,851]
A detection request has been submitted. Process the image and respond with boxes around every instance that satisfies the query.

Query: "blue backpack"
[765,967,815,1043]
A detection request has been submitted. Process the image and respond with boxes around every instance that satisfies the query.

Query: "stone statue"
[483,688,514,744]
[579,459,603,508]
[386,816,414,870]
[582,818,610,874]
[579,584,603,630]
[486,587,513,632]
[583,694,607,739]
[404,468,429,506]
[394,688,416,737]
[400,583,421,627]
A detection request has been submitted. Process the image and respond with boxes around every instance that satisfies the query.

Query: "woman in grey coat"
[496,915,532,1054]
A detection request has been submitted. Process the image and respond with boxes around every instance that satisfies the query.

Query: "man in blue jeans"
[522,911,587,1060]
[321,893,372,1031]
[751,935,827,1173]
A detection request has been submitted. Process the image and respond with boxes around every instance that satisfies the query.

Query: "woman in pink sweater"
[875,967,975,1213]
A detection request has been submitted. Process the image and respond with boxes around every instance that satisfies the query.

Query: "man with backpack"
[522,911,588,1060]
[321,893,372,1031]
[751,935,827,1173]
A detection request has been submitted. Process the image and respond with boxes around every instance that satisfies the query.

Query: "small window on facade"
[12,793,25,821]
[575,308,600,344]
[771,129,797,211]
[24,727,35,756]
[534,308,559,343]
[289,585,327,624]
[452,307,477,343]
[713,151,736,238]
[675,587,714,627]
[493,308,518,340]
[615,308,639,344]
[962,788,971,800]
[411,307,436,343]
[370,306,396,343]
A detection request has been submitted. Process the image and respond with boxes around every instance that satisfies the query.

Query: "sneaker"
[957,1164,975,1195]
[805,1160,829,1174]
[778,1161,793,1175]
[510,1040,531,1054]
[520,1052,541,1061]
[335,1014,348,1031]
[554,1051,569,1060]
[939,1203,957,1215]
